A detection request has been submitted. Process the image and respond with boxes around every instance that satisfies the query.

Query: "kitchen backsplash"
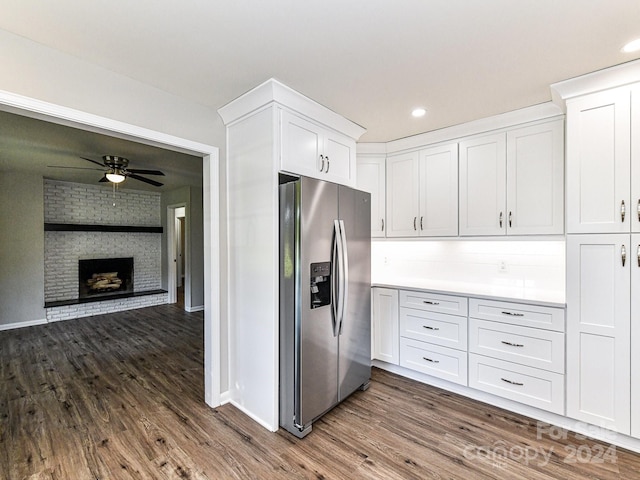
[372,239,565,294]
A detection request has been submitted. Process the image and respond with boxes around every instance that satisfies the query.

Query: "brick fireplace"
[44,180,167,321]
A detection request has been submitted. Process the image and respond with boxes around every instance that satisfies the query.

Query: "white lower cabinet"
[373,287,567,417]
[468,354,564,415]
[400,337,467,385]
[469,318,564,374]
[399,291,468,385]
[567,234,631,435]
[372,287,399,364]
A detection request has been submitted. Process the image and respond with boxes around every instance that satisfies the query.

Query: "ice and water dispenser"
[310,262,331,309]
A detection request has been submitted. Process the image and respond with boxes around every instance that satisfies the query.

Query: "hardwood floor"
[2,305,639,479]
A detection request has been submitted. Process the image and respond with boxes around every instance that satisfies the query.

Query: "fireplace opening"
[79,257,134,300]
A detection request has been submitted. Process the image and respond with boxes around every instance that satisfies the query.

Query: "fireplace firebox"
[79,257,134,299]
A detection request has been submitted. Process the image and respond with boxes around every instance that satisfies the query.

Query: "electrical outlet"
[499,261,507,273]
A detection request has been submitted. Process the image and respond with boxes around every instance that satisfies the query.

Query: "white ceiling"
[0,0,639,183]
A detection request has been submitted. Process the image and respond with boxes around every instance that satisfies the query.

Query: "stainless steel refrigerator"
[279,175,371,438]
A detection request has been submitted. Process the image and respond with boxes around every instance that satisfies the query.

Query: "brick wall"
[43,180,166,319]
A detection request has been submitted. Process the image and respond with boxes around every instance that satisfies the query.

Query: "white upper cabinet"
[356,155,386,237]
[460,120,564,236]
[506,120,564,235]
[566,87,631,233]
[386,151,420,237]
[386,144,458,238]
[419,143,459,236]
[631,85,640,233]
[281,109,356,187]
[459,133,507,236]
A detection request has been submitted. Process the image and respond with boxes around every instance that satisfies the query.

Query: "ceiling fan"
[48,155,165,187]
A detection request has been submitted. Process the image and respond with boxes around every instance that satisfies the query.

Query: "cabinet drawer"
[400,290,468,316]
[469,298,564,332]
[400,337,467,386]
[469,354,564,414]
[400,307,467,351]
[469,318,564,373]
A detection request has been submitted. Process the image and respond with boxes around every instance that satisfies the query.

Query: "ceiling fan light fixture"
[106,170,126,183]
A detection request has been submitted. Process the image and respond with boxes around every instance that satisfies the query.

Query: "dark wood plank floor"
[2,304,640,479]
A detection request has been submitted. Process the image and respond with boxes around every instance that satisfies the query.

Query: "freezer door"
[297,177,340,426]
[337,185,372,400]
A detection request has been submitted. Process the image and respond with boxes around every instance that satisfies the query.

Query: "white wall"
[0,172,45,327]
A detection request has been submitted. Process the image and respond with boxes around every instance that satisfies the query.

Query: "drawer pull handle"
[423,357,439,364]
[501,311,524,317]
[423,325,440,331]
[501,340,524,347]
[501,377,524,386]
[423,300,440,305]
[621,200,626,223]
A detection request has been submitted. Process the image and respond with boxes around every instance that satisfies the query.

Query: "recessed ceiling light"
[411,108,427,118]
[622,38,640,53]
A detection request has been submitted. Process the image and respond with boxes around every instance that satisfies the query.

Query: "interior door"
[297,177,339,426]
[337,185,371,400]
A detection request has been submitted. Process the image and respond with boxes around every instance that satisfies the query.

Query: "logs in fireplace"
[79,257,133,299]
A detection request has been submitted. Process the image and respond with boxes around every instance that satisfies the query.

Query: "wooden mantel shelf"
[44,223,163,233]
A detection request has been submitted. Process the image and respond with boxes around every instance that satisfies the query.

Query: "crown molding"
[217,78,366,140]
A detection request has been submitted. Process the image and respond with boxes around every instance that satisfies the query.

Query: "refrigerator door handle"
[338,220,349,335]
[332,220,342,337]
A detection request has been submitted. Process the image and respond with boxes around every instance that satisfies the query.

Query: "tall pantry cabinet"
[565,83,640,436]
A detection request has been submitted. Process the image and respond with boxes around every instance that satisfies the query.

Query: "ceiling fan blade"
[127,173,164,187]
[47,165,104,171]
[127,169,165,176]
[80,156,106,167]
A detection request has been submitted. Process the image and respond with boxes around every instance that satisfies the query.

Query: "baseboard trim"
[0,318,48,331]
[186,305,204,313]
[219,390,232,405]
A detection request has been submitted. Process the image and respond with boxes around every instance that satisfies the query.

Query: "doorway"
[167,204,189,310]
[0,90,222,408]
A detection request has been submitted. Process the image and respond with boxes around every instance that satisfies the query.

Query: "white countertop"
[372,276,566,308]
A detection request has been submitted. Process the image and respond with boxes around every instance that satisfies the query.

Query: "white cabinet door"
[459,133,507,236]
[280,109,356,186]
[566,234,630,434]
[632,233,640,438]
[357,155,386,238]
[281,110,323,178]
[631,85,640,233]
[506,120,564,235]
[418,143,458,236]
[386,152,420,237]
[566,88,631,234]
[372,288,399,364]
[323,129,355,186]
